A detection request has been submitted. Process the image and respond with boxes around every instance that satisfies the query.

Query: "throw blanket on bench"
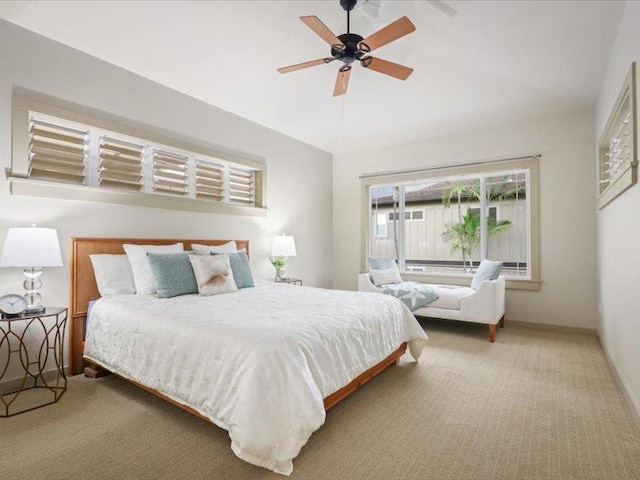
[380,282,439,311]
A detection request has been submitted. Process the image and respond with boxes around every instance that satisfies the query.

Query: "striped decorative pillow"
[370,267,403,287]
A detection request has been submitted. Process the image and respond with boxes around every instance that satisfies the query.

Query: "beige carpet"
[2,322,640,480]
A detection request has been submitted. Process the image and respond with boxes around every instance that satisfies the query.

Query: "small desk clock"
[0,294,27,318]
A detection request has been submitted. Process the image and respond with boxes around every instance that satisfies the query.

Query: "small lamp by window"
[270,234,297,281]
[0,225,63,314]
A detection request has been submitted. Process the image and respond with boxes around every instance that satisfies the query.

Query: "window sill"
[8,176,268,217]
[400,272,541,291]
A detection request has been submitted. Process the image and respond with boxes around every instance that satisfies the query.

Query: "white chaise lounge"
[358,274,506,342]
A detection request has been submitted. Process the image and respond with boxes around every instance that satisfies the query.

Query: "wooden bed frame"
[69,237,408,416]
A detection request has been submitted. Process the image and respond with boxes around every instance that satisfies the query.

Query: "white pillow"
[90,254,136,296]
[370,267,403,287]
[123,243,183,295]
[191,241,237,255]
[188,254,238,296]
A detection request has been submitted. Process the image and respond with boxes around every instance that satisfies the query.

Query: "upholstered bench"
[358,259,506,342]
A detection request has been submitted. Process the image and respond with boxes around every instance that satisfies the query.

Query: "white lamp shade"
[0,227,63,267]
[271,235,297,257]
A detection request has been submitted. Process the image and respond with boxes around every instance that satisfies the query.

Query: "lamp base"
[23,267,45,314]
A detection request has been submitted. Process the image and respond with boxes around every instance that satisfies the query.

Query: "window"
[388,209,424,221]
[410,210,424,221]
[365,157,540,289]
[28,119,88,184]
[10,96,266,214]
[98,137,144,190]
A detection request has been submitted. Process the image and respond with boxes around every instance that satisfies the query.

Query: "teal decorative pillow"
[368,257,397,271]
[146,253,198,298]
[470,260,503,290]
[212,251,255,289]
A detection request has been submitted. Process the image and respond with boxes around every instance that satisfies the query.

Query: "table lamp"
[270,234,297,281]
[0,225,63,314]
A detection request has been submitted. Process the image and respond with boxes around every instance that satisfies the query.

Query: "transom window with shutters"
[29,119,89,183]
[10,97,266,214]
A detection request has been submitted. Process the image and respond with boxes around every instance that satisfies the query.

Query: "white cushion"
[188,254,238,296]
[427,285,476,310]
[191,241,237,255]
[90,254,136,296]
[471,260,503,290]
[123,243,183,295]
[370,267,403,287]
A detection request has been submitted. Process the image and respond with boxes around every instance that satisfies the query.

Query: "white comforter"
[84,281,428,475]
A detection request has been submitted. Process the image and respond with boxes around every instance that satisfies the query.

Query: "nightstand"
[0,307,68,417]
[275,278,302,286]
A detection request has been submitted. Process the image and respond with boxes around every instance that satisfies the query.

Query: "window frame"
[10,96,267,217]
[361,156,541,291]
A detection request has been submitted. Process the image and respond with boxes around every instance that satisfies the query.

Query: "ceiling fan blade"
[426,0,457,17]
[361,56,413,80]
[300,16,344,47]
[333,67,352,97]
[277,58,333,74]
[359,16,416,53]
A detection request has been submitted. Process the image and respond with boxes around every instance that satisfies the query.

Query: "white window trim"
[9,96,267,215]
[362,156,541,291]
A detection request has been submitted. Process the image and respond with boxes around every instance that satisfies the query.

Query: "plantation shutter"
[28,119,88,184]
[98,137,144,190]
[228,167,256,206]
[152,149,189,196]
[195,158,224,201]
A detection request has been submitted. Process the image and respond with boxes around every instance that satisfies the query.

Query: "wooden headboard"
[69,237,249,376]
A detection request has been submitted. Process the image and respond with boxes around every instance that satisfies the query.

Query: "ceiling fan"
[277,0,416,97]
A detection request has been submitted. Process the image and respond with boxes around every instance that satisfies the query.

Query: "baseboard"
[506,319,597,336]
[598,336,640,425]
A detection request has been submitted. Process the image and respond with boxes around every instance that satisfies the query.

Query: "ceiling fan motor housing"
[339,0,359,12]
[332,33,367,65]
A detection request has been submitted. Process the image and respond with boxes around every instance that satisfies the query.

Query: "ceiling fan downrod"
[340,0,358,33]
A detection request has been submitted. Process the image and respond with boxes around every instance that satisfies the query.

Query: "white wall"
[595,1,640,414]
[0,21,333,373]
[334,108,597,329]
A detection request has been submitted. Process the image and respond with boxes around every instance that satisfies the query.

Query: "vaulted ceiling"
[0,1,626,153]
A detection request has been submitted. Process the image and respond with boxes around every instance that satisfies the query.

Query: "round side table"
[0,307,68,417]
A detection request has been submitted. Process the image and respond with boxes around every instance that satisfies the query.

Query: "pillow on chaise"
[370,267,403,287]
[368,257,397,271]
[470,260,503,290]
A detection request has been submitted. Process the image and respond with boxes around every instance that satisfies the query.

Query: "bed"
[69,238,428,475]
